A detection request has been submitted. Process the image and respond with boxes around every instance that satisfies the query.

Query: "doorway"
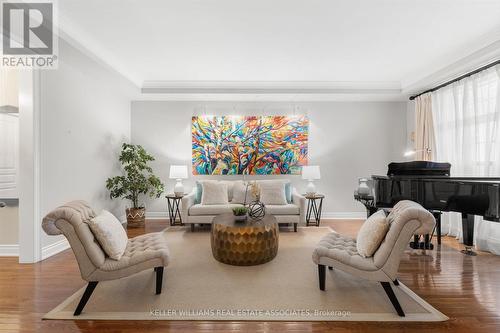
[0,69,19,254]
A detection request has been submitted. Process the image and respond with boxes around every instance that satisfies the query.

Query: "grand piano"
[355,161,500,255]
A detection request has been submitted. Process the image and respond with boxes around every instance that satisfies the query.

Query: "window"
[432,66,500,177]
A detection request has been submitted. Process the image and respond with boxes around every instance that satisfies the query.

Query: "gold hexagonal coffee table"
[211,213,279,266]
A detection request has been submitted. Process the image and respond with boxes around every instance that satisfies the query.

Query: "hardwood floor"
[1,219,500,332]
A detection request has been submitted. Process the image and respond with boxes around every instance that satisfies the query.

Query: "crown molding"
[53,11,500,102]
[135,92,407,102]
[55,14,142,88]
[402,30,500,95]
[139,81,406,101]
[141,80,402,95]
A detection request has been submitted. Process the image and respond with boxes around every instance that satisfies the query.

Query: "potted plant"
[232,206,248,222]
[106,143,164,227]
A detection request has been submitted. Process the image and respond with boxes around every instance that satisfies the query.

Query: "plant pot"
[233,214,247,222]
[126,207,146,228]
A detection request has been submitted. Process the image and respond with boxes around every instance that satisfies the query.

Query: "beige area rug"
[45,227,447,321]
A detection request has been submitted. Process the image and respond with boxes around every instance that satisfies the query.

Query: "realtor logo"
[1,0,58,68]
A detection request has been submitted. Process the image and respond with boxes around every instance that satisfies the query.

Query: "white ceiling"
[58,0,500,99]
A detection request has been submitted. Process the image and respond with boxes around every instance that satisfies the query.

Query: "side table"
[304,194,324,226]
[353,193,378,217]
[166,194,184,226]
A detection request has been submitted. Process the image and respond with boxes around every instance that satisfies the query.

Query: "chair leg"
[294,223,298,232]
[328,266,333,270]
[155,267,164,295]
[381,281,405,317]
[318,264,326,291]
[74,281,98,316]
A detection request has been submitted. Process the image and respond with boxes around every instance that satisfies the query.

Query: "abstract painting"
[192,115,308,175]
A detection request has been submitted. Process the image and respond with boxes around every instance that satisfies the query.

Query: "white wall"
[40,39,138,248]
[0,205,18,245]
[131,101,407,217]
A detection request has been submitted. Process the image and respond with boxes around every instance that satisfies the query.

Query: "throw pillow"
[356,210,390,258]
[259,181,287,205]
[201,181,229,205]
[87,210,128,260]
[219,180,234,202]
[196,180,233,203]
[284,182,292,203]
[232,181,257,204]
[195,181,203,204]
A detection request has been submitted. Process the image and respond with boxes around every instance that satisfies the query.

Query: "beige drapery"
[415,93,435,161]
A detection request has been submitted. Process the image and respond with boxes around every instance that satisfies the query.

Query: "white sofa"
[181,180,306,232]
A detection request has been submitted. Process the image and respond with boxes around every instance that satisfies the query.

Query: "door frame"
[18,69,42,263]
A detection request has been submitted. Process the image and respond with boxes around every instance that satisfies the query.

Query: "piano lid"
[387,161,451,177]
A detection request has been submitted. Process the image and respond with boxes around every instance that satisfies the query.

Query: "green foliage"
[232,206,248,216]
[106,143,164,209]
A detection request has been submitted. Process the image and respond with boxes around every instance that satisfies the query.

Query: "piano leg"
[410,234,434,250]
[461,213,477,256]
[432,212,442,245]
[424,234,431,249]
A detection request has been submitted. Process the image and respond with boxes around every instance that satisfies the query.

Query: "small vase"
[357,178,371,196]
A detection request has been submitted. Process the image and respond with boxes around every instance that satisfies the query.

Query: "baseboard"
[322,212,366,219]
[146,211,365,220]
[0,244,19,256]
[119,214,127,224]
[1,239,71,259]
[42,238,70,260]
[146,211,169,219]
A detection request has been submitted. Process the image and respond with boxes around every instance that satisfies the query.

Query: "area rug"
[44,227,447,321]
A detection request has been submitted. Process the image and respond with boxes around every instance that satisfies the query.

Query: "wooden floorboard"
[1,219,499,332]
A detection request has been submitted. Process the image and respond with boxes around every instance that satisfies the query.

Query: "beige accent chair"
[312,200,435,317]
[42,201,170,316]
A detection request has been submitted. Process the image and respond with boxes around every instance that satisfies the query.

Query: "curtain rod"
[409,59,500,101]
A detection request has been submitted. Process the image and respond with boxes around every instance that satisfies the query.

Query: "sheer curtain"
[431,65,500,254]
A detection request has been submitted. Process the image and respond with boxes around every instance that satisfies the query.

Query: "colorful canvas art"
[192,115,309,175]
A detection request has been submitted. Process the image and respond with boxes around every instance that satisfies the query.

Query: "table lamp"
[169,165,188,196]
[302,165,321,196]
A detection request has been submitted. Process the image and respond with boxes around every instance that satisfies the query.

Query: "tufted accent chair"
[312,200,435,317]
[42,201,170,316]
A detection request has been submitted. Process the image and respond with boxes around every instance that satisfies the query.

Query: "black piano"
[355,161,500,255]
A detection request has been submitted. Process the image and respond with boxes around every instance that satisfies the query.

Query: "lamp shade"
[169,165,188,179]
[302,165,320,180]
